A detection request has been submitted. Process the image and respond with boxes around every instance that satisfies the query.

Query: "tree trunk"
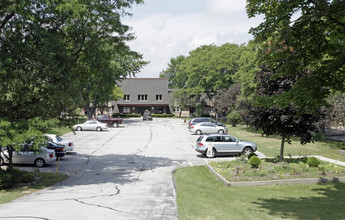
[8,146,14,173]
[280,135,285,162]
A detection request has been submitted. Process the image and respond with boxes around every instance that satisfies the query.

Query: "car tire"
[76,126,82,131]
[218,129,224,134]
[96,126,102,131]
[113,122,119,127]
[196,130,202,135]
[35,158,45,167]
[242,147,253,155]
[206,148,216,158]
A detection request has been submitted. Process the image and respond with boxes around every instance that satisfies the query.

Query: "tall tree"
[159,55,185,88]
[0,0,145,171]
[246,0,345,112]
[248,66,323,161]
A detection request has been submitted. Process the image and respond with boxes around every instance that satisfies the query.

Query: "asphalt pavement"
[0,118,232,220]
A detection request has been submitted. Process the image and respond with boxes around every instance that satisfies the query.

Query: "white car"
[189,122,228,135]
[1,146,56,167]
[73,120,109,131]
[45,134,74,152]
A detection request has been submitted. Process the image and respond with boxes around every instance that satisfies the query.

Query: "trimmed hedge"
[112,113,141,118]
[0,169,38,189]
[151,114,175,118]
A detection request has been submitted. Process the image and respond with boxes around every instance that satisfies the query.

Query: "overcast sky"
[122,0,264,78]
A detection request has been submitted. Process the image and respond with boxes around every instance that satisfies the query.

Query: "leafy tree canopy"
[0,0,145,171]
[247,0,345,112]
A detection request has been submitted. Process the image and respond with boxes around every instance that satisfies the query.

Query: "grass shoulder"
[226,126,345,162]
[174,165,345,219]
[0,169,67,204]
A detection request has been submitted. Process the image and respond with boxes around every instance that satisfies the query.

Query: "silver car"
[1,146,56,167]
[73,120,109,131]
[45,134,74,152]
[189,122,227,135]
[195,134,257,158]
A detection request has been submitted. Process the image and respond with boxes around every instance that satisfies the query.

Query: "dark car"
[45,141,66,159]
[188,117,224,129]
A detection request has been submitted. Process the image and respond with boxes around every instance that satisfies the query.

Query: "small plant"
[307,157,321,167]
[249,156,261,168]
[247,152,257,160]
[318,164,327,174]
[300,157,308,164]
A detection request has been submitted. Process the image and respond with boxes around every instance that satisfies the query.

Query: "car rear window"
[205,137,214,142]
[197,136,204,142]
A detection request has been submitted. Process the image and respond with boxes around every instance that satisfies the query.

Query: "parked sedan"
[73,120,108,131]
[189,122,227,135]
[45,134,74,152]
[45,141,66,159]
[188,117,225,129]
[194,134,257,158]
[0,146,56,167]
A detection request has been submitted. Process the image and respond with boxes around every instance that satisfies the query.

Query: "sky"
[122,0,264,78]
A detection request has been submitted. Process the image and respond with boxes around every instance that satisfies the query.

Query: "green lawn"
[175,166,345,220]
[0,172,68,204]
[227,126,345,162]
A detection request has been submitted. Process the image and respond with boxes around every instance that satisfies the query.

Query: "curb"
[206,161,345,187]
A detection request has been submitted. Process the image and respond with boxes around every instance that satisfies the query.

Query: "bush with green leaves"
[151,114,175,118]
[226,111,242,127]
[307,157,321,167]
[0,169,38,190]
[247,152,257,160]
[249,156,261,168]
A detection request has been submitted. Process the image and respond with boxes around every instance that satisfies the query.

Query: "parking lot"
[0,118,235,220]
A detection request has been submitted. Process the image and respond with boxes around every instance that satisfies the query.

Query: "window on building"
[174,107,180,112]
[138,95,148,101]
[123,107,130,113]
[124,95,130,101]
[107,107,112,113]
[156,94,163,101]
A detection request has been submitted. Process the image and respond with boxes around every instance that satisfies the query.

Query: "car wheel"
[242,147,253,155]
[218,129,224,134]
[35,158,45,167]
[96,126,102,131]
[113,122,119,127]
[76,126,82,131]
[206,148,216,158]
[196,130,202,135]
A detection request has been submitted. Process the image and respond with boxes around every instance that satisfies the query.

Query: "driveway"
[0,118,234,220]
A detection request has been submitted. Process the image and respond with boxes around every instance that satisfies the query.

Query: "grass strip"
[0,172,68,204]
[175,166,345,220]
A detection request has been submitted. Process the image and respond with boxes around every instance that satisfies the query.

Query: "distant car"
[45,134,74,152]
[188,117,224,129]
[189,122,228,135]
[96,115,123,127]
[194,134,257,158]
[45,141,66,159]
[73,120,108,131]
[0,146,56,167]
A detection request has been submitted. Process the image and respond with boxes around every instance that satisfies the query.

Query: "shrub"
[249,156,261,168]
[151,114,175,118]
[247,152,257,160]
[0,172,12,189]
[226,111,242,127]
[300,157,308,164]
[307,157,320,167]
[112,113,141,118]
